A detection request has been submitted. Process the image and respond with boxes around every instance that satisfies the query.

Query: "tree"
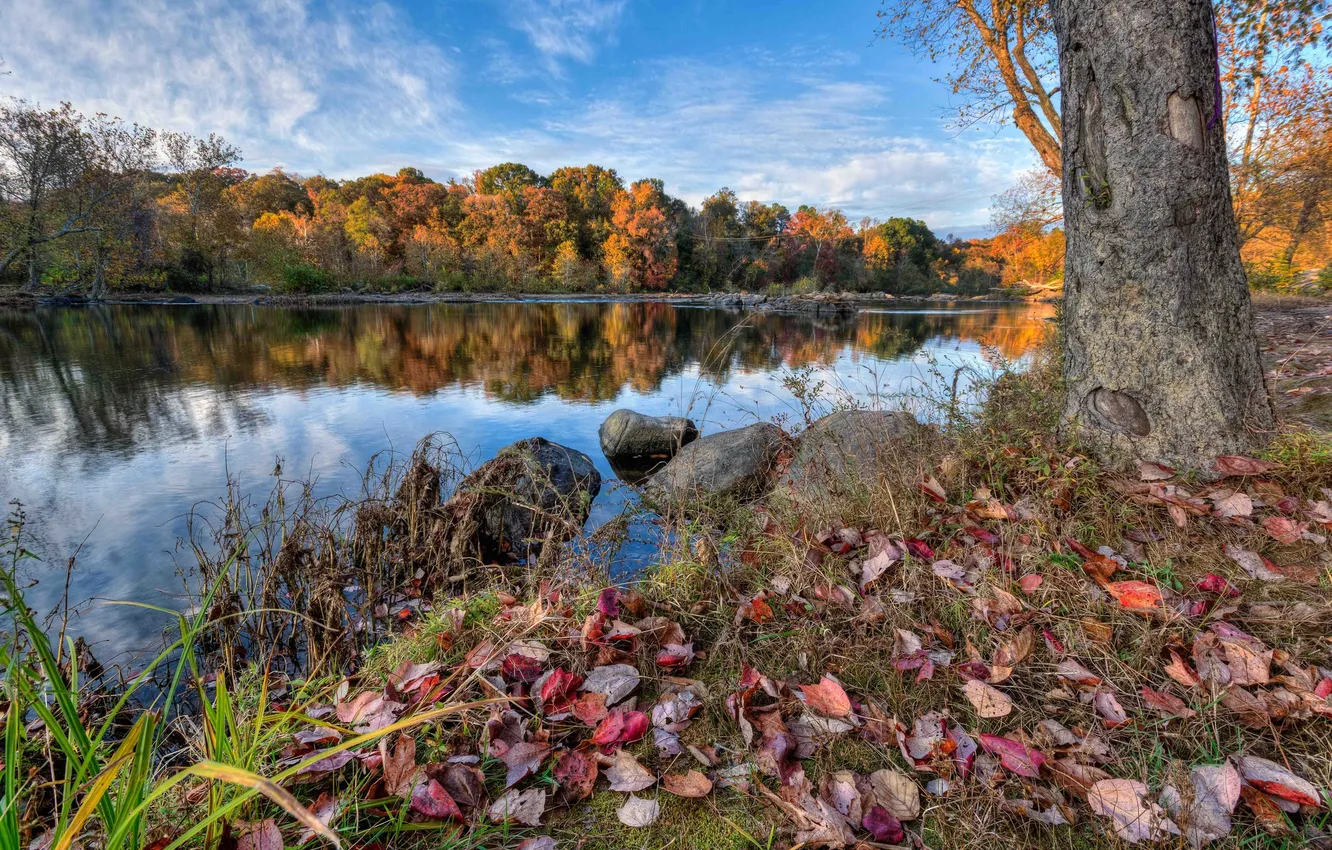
[0,101,155,288]
[991,168,1064,231]
[475,162,542,212]
[787,205,853,285]
[877,0,1063,176]
[1053,0,1274,466]
[604,180,678,290]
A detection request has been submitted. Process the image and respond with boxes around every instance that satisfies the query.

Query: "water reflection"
[0,300,1053,655]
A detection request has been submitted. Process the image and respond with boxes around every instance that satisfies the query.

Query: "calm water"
[0,299,1052,657]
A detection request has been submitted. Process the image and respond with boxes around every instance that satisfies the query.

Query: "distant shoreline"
[2,287,1056,312]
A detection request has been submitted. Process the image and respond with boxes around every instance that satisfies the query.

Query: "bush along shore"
[4,341,1332,850]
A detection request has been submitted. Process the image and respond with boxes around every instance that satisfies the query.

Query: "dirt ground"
[1255,300,1332,432]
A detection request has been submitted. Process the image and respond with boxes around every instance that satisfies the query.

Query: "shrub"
[279,263,330,294]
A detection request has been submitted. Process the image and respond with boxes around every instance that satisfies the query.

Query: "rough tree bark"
[1052,0,1275,468]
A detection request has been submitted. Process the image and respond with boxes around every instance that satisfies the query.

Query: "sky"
[0,0,1043,236]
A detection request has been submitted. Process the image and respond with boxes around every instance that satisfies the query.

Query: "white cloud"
[503,0,627,66]
[0,0,460,175]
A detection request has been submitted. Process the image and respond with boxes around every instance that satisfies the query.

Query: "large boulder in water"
[441,437,601,564]
[599,409,699,465]
[645,423,784,503]
[778,409,923,506]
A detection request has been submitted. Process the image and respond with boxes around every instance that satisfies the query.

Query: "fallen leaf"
[500,742,552,789]
[662,770,713,798]
[1193,574,1240,598]
[517,838,558,850]
[1224,544,1285,582]
[1138,461,1177,481]
[597,587,620,618]
[962,680,1013,718]
[1240,785,1290,835]
[1105,580,1163,610]
[381,736,421,798]
[1018,574,1044,594]
[488,788,546,826]
[552,749,598,803]
[800,676,852,718]
[603,750,656,792]
[860,549,898,590]
[918,474,947,502]
[581,664,640,706]
[235,819,282,850]
[978,734,1046,778]
[296,792,340,846]
[1236,756,1323,807]
[1212,491,1253,519]
[1139,687,1197,719]
[1088,779,1180,844]
[1263,516,1307,545]
[1161,763,1240,848]
[410,779,464,822]
[1214,456,1278,476]
[617,795,661,828]
[865,769,920,820]
[1094,690,1128,727]
[862,805,906,843]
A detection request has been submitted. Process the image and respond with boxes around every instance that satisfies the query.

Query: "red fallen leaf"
[501,654,545,684]
[572,691,609,726]
[1042,629,1066,655]
[978,734,1047,778]
[1139,687,1197,719]
[1018,574,1044,594]
[597,587,620,618]
[465,639,499,670]
[539,668,583,715]
[954,661,992,682]
[1065,538,1120,582]
[1263,516,1307,545]
[1240,785,1289,835]
[1194,573,1241,598]
[410,779,464,821]
[656,643,695,668]
[918,474,947,503]
[740,596,774,624]
[1164,651,1203,689]
[1214,455,1278,477]
[863,805,906,843]
[1316,679,1332,700]
[1236,756,1324,807]
[965,525,1000,544]
[1105,580,1163,610]
[949,724,978,777]
[552,748,598,802]
[904,538,934,559]
[800,676,853,718]
[591,710,649,751]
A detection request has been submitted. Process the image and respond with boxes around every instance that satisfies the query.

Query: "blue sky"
[1,0,1041,235]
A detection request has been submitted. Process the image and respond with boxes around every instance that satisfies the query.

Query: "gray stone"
[599,409,699,464]
[645,422,784,502]
[780,410,922,502]
[445,437,601,563]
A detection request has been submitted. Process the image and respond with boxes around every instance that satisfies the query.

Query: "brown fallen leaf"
[1214,455,1278,476]
[488,788,546,826]
[1139,687,1197,719]
[603,749,656,792]
[381,736,421,798]
[961,680,1013,718]
[1263,516,1307,545]
[662,770,713,798]
[500,742,552,789]
[864,769,920,820]
[235,819,282,850]
[1088,779,1180,844]
[617,794,662,828]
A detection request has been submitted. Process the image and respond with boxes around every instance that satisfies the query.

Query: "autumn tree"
[1054,0,1274,466]
[604,179,678,290]
[787,205,853,286]
[475,162,542,212]
[877,0,1063,176]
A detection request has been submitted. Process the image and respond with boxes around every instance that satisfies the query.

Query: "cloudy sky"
[0,0,1042,235]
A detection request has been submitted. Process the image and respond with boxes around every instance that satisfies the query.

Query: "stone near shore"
[442,437,601,564]
[599,409,699,465]
[779,409,924,507]
[644,422,784,503]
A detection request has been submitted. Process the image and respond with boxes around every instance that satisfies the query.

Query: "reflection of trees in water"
[0,301,1053,453]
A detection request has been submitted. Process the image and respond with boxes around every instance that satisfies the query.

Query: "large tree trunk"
[1052,0,1274,468]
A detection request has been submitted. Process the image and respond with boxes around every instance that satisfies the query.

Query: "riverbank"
[6,323,1331,850]
[0,286,1051,314]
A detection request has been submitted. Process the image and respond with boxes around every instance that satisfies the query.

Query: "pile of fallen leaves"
[216,451,1330,849]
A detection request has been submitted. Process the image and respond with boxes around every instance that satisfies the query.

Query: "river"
[0,298,1053,658]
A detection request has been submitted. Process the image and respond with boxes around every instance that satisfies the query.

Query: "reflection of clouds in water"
[0,302,1050,658]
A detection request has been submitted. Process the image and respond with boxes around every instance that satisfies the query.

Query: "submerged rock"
[441,437,601,564]
[779,409,923,504]
[644,422,784,503]
[599,409,699,466]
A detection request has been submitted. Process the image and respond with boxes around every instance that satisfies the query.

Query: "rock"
[779,410,923,504]
[599,409,699,466]
[645,423,784,502]
[442,437,601,563]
